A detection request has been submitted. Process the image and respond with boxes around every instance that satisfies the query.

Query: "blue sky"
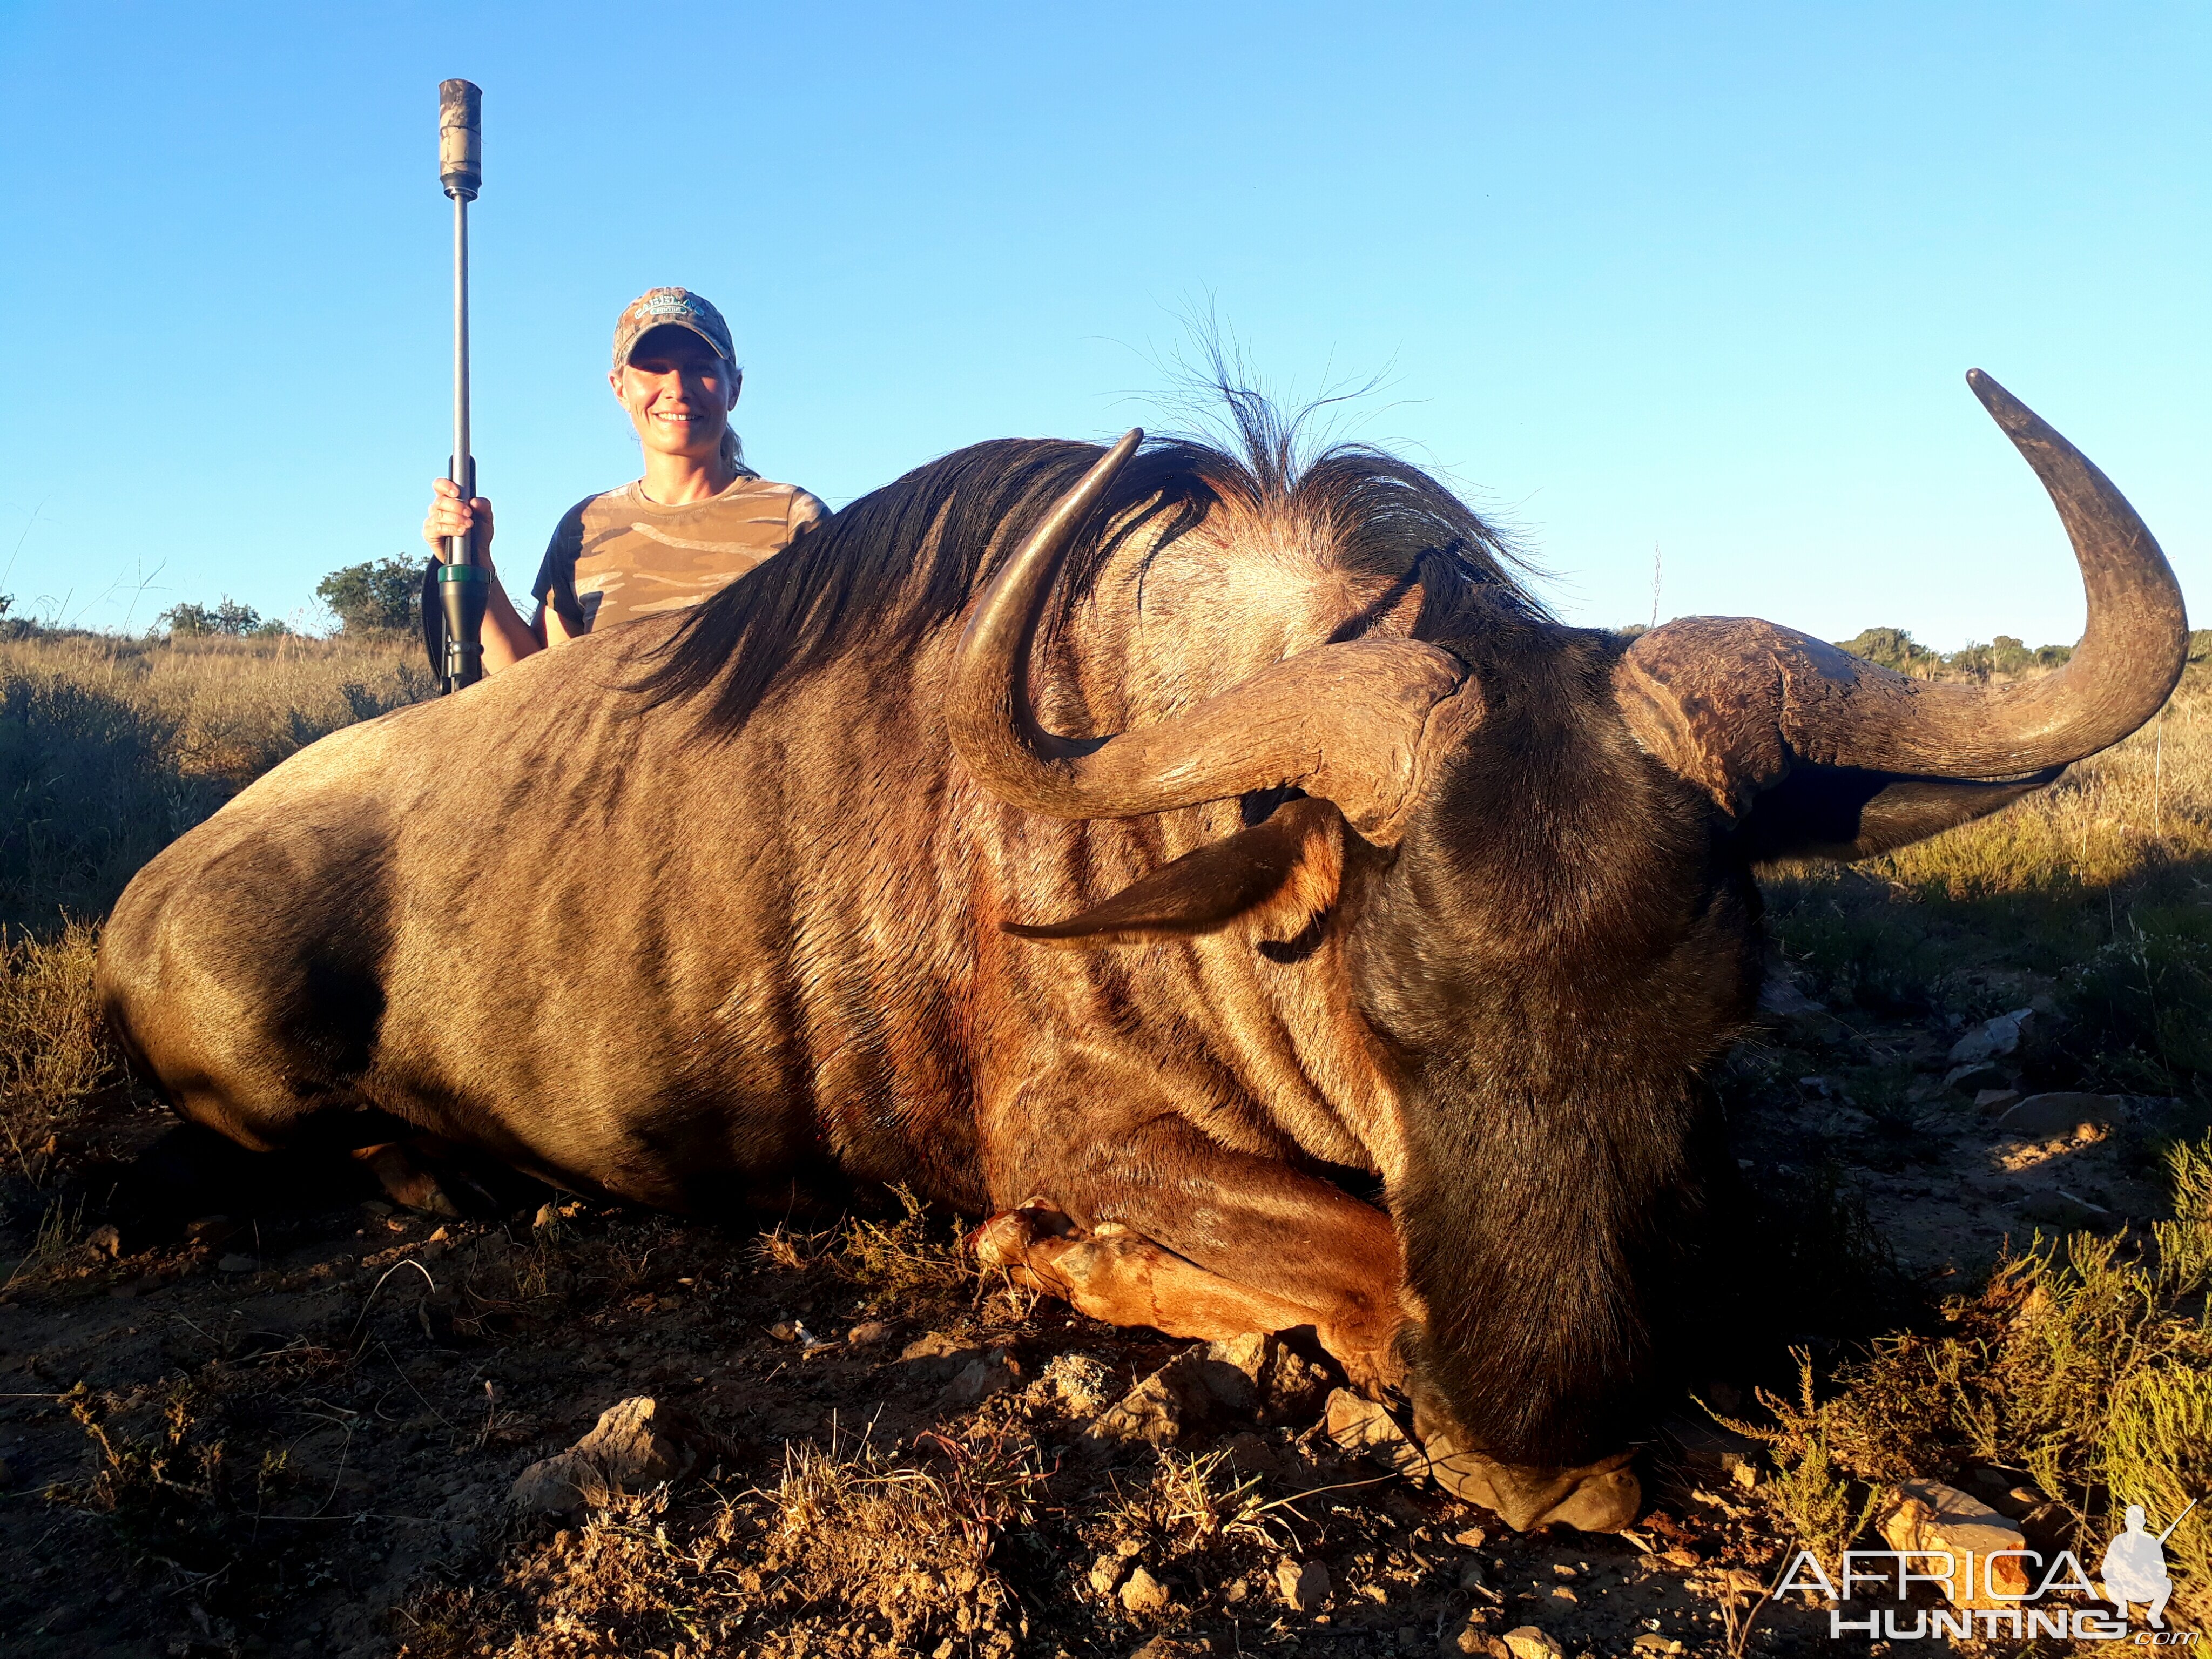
[1,2,2203,648]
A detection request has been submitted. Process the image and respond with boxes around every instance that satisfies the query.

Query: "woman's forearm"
[479,574,542,673]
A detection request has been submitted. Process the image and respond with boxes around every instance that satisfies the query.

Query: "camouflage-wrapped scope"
[439,79,481,200]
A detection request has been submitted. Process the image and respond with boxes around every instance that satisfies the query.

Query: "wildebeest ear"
[1004,797,1344,950]
[1733,765,2062,864]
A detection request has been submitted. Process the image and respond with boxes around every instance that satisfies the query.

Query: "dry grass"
[755,1184,985,1330]
[1765,667,2212,1094]
[0,629,429,929]
[0,920,113,1179]
[1875,664,2212,900]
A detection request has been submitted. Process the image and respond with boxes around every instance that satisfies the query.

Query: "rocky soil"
[0,963,2199,1658]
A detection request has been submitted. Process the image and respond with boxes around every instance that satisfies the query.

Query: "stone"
[217,1253,257,1274]
[1186,1332,1265,1411]
[1037,1352,1118,1415]
[1757,971,1822,1016]
[1500,1629,1563,1659]
[1996,1092,2119,1141]
[1458,1560,1489,1593]
[1256,1340,1334,1422]
[87,1224,121,1258]
[941,1348,1021,1407]
[1439,1615,1496,1655]
[1949,1009,2033,1067]
[1119,1564,1170,1613]
[1325,1389,1429,1481]
[1659,1418,1761,1487]
[1974,1088,2023,1115]
[1076,1333,1332,1449]
[1089,1553,1127,1595]
[1276,1556,1330,1611]
[508,1397,733,1516]
[1082,1352,1216,1450]
[1876,1478,2031,1609]
[1190,1330,1333,1420]
[845,1319,892,1346]
[899,1331,988,1382]
[1630,1638,1685,1656]
[1127,1638,1211,1659]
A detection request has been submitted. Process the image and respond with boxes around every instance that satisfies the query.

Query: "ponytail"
[719,424,745,470]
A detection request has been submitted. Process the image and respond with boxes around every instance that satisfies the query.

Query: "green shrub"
[316,556,422,636]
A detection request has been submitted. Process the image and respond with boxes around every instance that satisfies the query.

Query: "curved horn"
[946,430,1475,840]
[1616,370,2189,811]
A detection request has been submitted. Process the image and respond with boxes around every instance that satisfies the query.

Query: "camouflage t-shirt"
[529,468,828,635]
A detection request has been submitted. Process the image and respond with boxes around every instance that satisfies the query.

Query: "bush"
[1731,1132,2212,1623]
[159,598,262,638]
[1833,626,1939,677]
[1834,627,2075,680]
[316,556,422,636]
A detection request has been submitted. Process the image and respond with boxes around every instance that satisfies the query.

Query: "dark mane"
[637,407,1547,736]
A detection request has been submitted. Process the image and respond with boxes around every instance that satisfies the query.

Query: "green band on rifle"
[437,565,488,584]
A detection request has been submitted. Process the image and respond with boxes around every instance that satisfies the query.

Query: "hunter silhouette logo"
[1775,1495,2202,1642]
[2103,1500,2198,1631]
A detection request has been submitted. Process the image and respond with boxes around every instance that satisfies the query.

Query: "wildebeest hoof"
[1413,1411,1640,1532]
[969,1196,1076,1267]
[351,1143,495,1218]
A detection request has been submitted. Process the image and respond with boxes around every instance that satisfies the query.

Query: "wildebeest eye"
[1258,910,1328,964]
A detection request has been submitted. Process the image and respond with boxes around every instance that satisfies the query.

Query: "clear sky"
[1,2,2203,648]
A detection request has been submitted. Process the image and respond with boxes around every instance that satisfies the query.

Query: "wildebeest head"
[947,371,2188,1471]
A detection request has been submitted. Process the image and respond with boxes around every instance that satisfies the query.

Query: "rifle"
[430,79,488,692]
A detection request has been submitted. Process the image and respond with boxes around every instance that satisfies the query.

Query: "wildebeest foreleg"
[972,1120,1406,1391]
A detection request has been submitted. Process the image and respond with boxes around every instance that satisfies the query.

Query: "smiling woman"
[420,287,829,674]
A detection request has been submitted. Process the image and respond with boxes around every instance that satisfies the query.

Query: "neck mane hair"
[637,396,1551,737]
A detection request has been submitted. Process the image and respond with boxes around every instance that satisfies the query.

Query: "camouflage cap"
[612,288,736,372]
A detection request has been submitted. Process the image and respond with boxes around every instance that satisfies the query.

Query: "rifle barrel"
[450,186,471,553]
[435,78,487,692]
[2157,1495,2200,1545]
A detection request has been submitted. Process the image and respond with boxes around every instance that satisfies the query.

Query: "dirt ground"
[0,956,2198,1659]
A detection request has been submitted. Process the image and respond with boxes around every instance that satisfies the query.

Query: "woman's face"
[611,326,740,462]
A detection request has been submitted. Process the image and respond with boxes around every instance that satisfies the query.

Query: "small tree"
[316,557,422,636]
[1947,640,1997,680]
[159,597,261,637]
[1834,626,1939,678]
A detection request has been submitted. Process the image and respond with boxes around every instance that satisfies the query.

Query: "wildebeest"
[98,370,2186,1531]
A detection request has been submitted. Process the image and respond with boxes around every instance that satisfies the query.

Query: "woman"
[422,287,827,673]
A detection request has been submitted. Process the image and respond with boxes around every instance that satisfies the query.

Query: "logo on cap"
[612,287,735,370]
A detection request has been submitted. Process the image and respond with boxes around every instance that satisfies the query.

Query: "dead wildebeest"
[97,370,2186,1531]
